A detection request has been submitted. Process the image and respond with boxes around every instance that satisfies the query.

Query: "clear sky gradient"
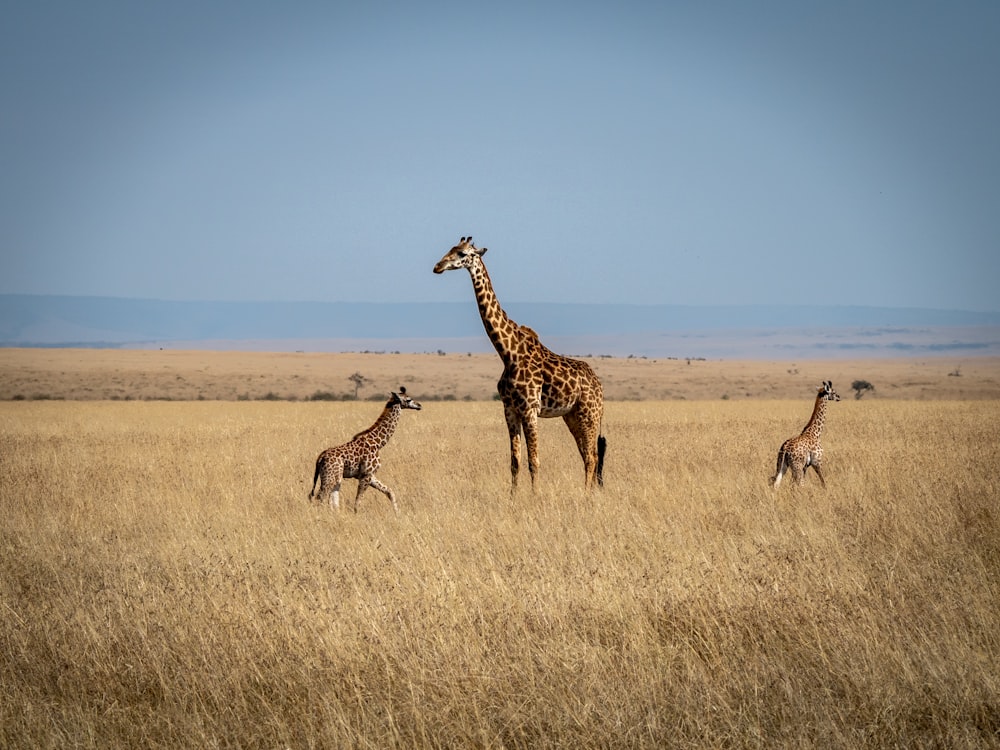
[2,1,997,310]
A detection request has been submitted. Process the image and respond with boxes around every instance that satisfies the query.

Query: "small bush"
[852,380,876,399]
[308,390,349,402]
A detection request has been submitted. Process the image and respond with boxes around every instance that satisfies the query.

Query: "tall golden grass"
[2,398,998,748]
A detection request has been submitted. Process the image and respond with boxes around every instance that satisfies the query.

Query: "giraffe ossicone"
[434,236,607,491]
[308,386,422,513]
[772,380,840,488]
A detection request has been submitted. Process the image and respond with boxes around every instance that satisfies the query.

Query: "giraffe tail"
[596,435,607,487]
[772,448,787,488]
[308,459,321,500]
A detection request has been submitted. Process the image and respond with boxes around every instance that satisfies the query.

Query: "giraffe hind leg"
[311,478,336,509]
[564,410,601,489]
[792,461,805,486]
[522,414,541,490]
[312,456,344,510]
[354,477,371,513]
[314,480,340,510]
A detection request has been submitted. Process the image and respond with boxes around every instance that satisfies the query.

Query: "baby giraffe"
[772,380,841,488]
[309,386,422,513]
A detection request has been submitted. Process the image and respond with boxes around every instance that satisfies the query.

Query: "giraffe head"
[390,386,422,411]
[818,380,841,401]
[433,236,487,274]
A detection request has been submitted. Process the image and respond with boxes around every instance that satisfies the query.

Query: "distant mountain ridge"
[2,294,999,359]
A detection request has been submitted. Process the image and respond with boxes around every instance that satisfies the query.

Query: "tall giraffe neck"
[801,394,827,439]
[467,257,522,363]
[360,403,401,448]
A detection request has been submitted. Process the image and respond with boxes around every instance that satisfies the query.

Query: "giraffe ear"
[399,386,406,395]
[477,246,488,257]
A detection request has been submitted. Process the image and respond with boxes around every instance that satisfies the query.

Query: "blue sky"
[2,1,997,310]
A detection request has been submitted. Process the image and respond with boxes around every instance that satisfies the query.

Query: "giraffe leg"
[809,449,827,488]
[564,410,599,489]
[320,461,344,510]
[368,476,399,514]
[354,476,372,513]
[522,412,541,490]
[504,406,523,492]
[792,462,805,486]
[811,463,827,488]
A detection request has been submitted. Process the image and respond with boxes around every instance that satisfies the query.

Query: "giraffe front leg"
[522,412,541,491]
[354,477,371,513]
[811,462,827,488]
[368,476,399,514]
[810,450,827,488]
[504,406,522,493]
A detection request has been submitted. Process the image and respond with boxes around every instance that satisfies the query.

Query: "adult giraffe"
[434,236,606,491]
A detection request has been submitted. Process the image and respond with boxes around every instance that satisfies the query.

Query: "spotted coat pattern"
[309,388,421,512]
[434,237,606,491]
[772,380,841,488]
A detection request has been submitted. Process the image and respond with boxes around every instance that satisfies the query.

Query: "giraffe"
[308,387,422,513]
[433,236,606,491]
[772,380,841,488]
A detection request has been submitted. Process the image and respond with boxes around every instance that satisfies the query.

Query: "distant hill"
[2,294,999,359]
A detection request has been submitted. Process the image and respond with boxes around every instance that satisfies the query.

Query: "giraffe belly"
[341,460,365,478]
[539,404,573,418]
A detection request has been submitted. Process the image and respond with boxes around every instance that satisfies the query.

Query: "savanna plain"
[2,349,999,748]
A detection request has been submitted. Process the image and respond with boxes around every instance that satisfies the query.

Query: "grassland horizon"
[2,347,999,402]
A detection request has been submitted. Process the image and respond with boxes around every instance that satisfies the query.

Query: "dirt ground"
[2,348,998,401]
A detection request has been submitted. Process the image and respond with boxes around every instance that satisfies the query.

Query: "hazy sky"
[2,1,997,310]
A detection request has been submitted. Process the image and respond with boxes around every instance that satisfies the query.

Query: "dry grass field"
[2,347,999,402]
[2,357,999,748]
